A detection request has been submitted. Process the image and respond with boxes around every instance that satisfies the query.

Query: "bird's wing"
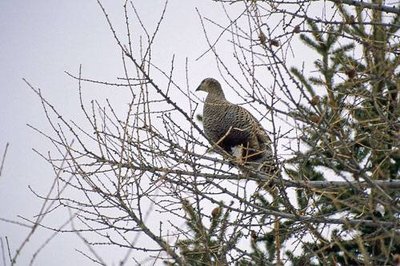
[239,105,271,145]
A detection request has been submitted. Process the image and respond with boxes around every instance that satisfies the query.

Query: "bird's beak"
[195,85,202,92]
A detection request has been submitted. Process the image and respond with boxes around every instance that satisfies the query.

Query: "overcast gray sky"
[0,0,318,264]
[0,1,231,265]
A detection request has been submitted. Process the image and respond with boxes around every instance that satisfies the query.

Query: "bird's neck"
[206,91,226,103]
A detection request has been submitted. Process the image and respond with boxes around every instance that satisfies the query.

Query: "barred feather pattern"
[196,78,276,175]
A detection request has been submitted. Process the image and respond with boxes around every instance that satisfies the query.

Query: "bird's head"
[196,78,224,96]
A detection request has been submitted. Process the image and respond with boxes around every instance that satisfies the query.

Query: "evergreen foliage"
[179,3,400,265]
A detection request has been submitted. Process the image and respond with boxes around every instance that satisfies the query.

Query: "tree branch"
[329,0,400,14]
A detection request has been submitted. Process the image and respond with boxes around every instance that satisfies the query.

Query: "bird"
[196,78,276,175]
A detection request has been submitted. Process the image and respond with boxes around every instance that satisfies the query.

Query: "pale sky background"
[0,1,237,265]
[0,1,315,265]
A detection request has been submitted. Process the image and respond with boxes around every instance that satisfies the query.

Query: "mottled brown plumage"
[196,78,275,173]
